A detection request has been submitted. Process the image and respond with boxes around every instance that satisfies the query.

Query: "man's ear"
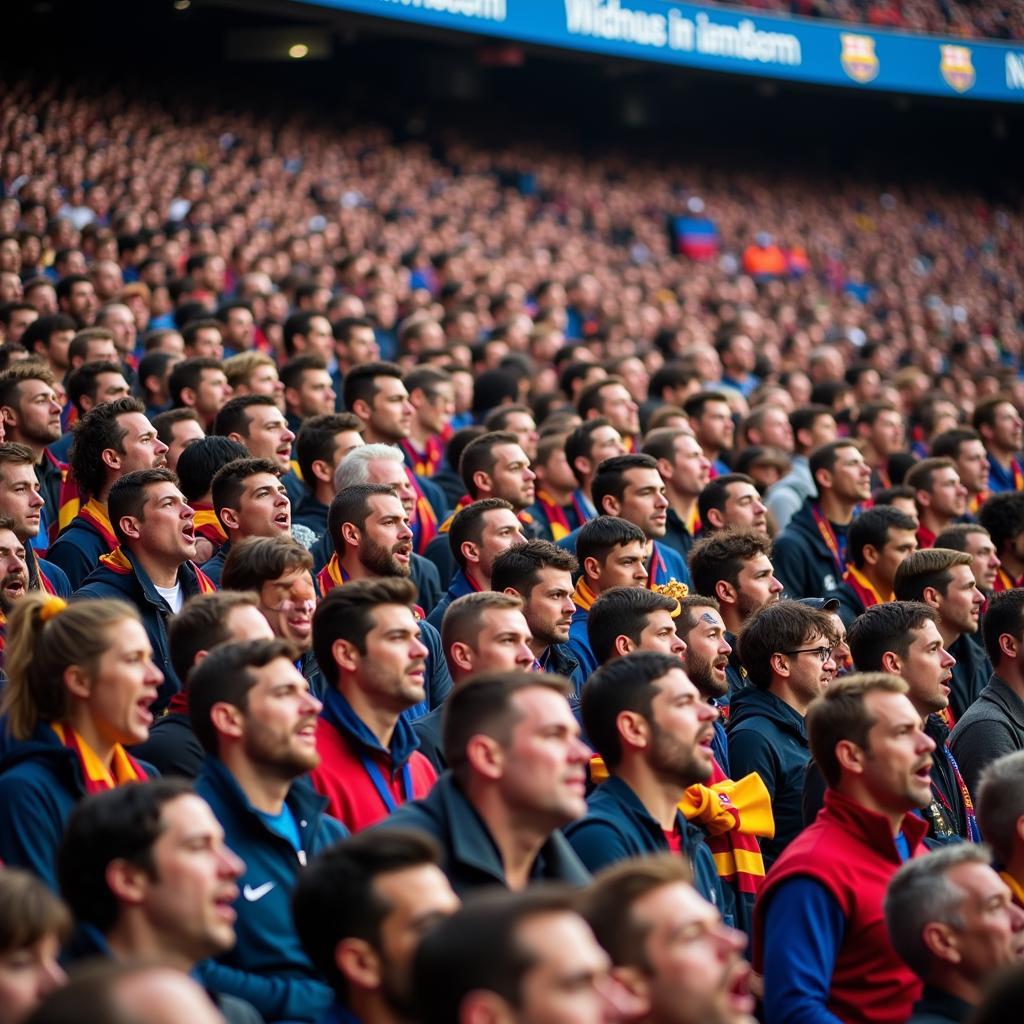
[714,579,736,607]
[655,457,674,482]
[335,937,383,991]
[614,635,634,657]
[449,641,474,674]
[472,470,494,496]
[340,521,362,550]
[180,386,198,410]
[118,514,142,542]
[219,507,240,531]
[105,858,149,908]
[582,555,602,582]
[332,637,361,674]
[602,494,622,517]
[460,990,517,1024]
[881,650,901,675]
[351,398,372,424]
[465,734,504,782]
[461,540,482,568]
[921,585,942,612]
[706,507,726,530]
[862,544,880,568]
[921,921,961,966]
[310,459,334,485]
[770,652,790,678]
[210,701,245,742]
[835,738,865,777]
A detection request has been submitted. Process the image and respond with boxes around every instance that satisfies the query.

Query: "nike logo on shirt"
[242,881,275,901]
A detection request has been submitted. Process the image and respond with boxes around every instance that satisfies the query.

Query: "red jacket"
[311,714,437,833]
[753,789,929,1024]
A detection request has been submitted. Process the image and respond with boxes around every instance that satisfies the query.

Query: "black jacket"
[949,674,1024,797]
[947,634,991,721]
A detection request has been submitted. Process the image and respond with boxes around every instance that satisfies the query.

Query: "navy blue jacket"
[29,549,72,598]
[0,723,155,889]
[201,539,230,588]
[381,771,590,897]
[194,757,346,1024]
[772,499,846,599]
[425,568,475,631]
[46,515,111,592]
[563,775,733,926]
[727,685,810,867]
[74,548,214,711]
[293,493,328,536]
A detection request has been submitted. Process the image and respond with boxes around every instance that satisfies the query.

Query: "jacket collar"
[321,686,422,769]
[981,675,1024,728]
[539,643,579,677]
[821,788,929,859]
[591,775,686,840]
[100,545,205,608]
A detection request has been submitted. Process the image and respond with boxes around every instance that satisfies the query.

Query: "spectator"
[894,548,988,720]
[933,524,1002,597]
[765,405,837,533]
[383,670,590,895]
[189,638,346,1023]
[642,427,710,563]
[885,845,1024,1024]
[973,396,1024,495]
[949,588,1024,795]
[564,417,626,523]
[586,587,687,668]
[697,472,769,536]
[976,750,1024,908]
[293,829,459,1024]
[292,412,364,535]
[0,594,161,886]
[905,458,969,550]
[978,492,1024,592]
[755,673,933,1024]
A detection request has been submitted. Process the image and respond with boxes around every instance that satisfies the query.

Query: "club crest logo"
[840,34,879,84]
[940,45,975,93]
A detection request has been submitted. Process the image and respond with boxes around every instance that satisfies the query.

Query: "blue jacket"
[566,606,598,683]
[293,493,328,536]
[381,771,590,897]
[0,723,155,889]
[74,548,215,711]
[201,540,230,588]
[425,568,475,631]
[728,686,810,867]
[29,549,71,598]
[194,757,347,1023]
[563,775,733,926]
[538,643,588,709]
[46,515,111,592]
[772,499,846,599]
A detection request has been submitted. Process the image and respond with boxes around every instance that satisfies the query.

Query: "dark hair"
[893,548,974,602]
[68,395,146,498]
[976,750,1024,865]
[343,360,403,413]
[471,368,520,417]
[168,357,223,408]
[848,505,918,569]
[58,779,194,932]
[978,492,1024,553]
[582,652,683,769]
[181,319,222,351]
[107,468,179,546]
[846,601,937,672]
[933,523,992,554]
[312,577,418,688]
[221,535,313,593]
[152,407,202,448]
[697,473,757,530]
[688,527,772,597]
[904,457,956,496]
[443,425,486,473]
[135,351,176,404]
[855,401,900,429]
[587,587,679,666]
[188,637,298,755]
[66,360,126,415]
[737,601,836,690]
[414,887,579,1024]
[282,311,326,358]
[873,483,916,507]
[212,394,278,438]
[295,412,362,490]
[809,439,861,483]
[294,828,443,997]
[441,591,525,657]
[790,404,834,454]
[972,394,1017,432]
[448,498,516,572]
[565,417,614,485]
[931,427,983,461]
[168,591,262,683]
[682,390,730,420]
[491,540,577,600]
[327,483,398,553]
[210,457,282,520]
[982,588,1024,667]
[280,353,328,392]
[20,313,75,357]
[443,670,571,783]
[583,855,692,969]
[576,516,646,572]
[332,315,375,346]
[177,437,249,503]
[577,376,628,419]
[458,430,521,496]
[592,454,660,515]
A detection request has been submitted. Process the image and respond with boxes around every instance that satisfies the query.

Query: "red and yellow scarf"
[400,436,445,478]
[79,499,119,551]
[317,554,423,618]
[534,489,572,542]
[843,564,890,610]
[191,502,228,545]
[99,547,217,594]
[52,722,148,794]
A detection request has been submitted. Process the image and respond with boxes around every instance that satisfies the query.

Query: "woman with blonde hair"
[0,594,163,887]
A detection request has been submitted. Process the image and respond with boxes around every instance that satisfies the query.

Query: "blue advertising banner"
[299,0,1024,103]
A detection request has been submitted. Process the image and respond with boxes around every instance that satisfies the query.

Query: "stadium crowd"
[0,70,1023,1024]
[713,0,1024,41]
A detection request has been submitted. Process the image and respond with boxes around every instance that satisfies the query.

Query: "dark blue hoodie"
[772,499,846,599]
[194,757,347,1024]
[727,686,810,868]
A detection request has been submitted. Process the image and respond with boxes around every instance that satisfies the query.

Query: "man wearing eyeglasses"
[728,601,838,867]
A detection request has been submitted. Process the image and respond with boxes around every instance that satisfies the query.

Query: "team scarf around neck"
[843,564,889,608]
[52,722,148,794]
[535,489,572,542]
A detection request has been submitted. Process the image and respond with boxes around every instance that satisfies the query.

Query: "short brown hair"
[807,672,909,787]
[221,535,313,593]
[738,601,837,690]
[440,591,524,658]
[688,527,772,597]
[443,670,571,784]
[583,855,692,969]
[893,548,973,602]
[168,591,262,683]
[904,457,956,496]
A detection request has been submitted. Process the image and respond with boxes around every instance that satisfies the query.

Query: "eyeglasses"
[782,646,835,663]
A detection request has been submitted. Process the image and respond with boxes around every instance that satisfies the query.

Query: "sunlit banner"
[304,0,1024,103]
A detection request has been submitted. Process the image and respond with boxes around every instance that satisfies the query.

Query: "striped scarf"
[52,722,147,795]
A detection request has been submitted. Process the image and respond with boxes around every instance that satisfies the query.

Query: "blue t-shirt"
[256,803,301,853]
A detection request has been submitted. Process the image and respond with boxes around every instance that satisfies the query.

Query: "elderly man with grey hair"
[308,442,443,612]
[884,844,1024,1024]
[977,750,1024,910]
